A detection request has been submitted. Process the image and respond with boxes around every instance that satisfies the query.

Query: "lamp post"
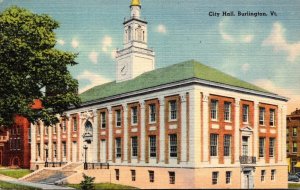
[83,145,88,170]
[44,145,48,167]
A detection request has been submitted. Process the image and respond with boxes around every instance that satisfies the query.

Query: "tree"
[0,6,80,126]
[80,174,95,190]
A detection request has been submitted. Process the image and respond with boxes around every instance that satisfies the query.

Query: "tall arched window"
[136,26,143,41]
[128,26,131,41]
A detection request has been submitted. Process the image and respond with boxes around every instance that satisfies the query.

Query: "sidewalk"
[0,174,74,190]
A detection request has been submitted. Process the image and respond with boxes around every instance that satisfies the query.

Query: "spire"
[131,0,141,7]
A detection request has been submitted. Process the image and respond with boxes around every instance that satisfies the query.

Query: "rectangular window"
[62,142,67,157]
[259,138,265,157]
[115,138,122,158]
[73,117,77,132]
[149,136,156,158]
[53,125,56,134]
[287,128,289,137]
[210,100,218,120]
[242,136,249,156]
[101,112,106,129]
[269,138,275,157]
[37,143,41,157]
[293,127,297,136]
[210,134,218,156]
[242,105,249,123]
[271,169,276,181]
[131,170,136,181]
[149,170,154,183]
[62,120,67,133]
[226,171,231,184]
[169,134,177,158]
[224,135,231,157]
[28,127,31,143]
[287,142,290,153]
[259,107,265,125]
[53,142,57,158]
[169,101,177,120]
[270,109,275,126]
[293,142,297,153]
[131,136,138,157]
[149,104,156,123]
[212,172,218,185]
[261,170,266,182]
[169,171,175,184]
[116,110,121,127]
[115,169,120,180]
[224,102,231,122]
[45,126,48,135]
[131,107,138,125]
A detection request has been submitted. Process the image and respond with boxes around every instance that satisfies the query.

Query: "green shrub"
[80,174,95,190]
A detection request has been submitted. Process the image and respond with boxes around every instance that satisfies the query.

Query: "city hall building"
[29,0,288,188]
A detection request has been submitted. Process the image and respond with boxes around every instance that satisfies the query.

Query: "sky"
[1,0,300,113]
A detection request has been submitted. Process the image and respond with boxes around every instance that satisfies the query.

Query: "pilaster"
[180,93,187,163]
[159,96,165,163]
[140,101,146,162]
[234,98,240,163]
[122,104,128,162]
[202,92,209,163]
[253,101,259,159]
[30,123,36,162]
[92,109,99,162]
[108,107,113,162]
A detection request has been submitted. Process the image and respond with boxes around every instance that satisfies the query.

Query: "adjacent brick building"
[287,108,300,173]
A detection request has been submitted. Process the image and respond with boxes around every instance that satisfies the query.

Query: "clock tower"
[116,0,155,83]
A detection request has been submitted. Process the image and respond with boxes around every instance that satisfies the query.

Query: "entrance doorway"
[242,170,254,189]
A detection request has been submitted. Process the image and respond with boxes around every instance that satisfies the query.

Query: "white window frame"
[242,136,249,156]
[226,171,231,184]
[269,138,275,157]
[115,138,122,158]
[210,100,218,121]
[149,104,156,123]
[149,136,156,158]
[224,135,231,157]
[169,134,177,158]
[270,109,275,126]
[116,110,121,127]
[293,127,297,137]
[62,142,67,158]
[53,142,57,158]
[261,170,266,182]
[271,169,276,181]
[293,141,297,153]
[259,107,265,125]
[242,104,249,123]
[169,101,177,121]
[259,138,265,158]
[131,107,138,125]
[101,112,106,129]
[131,136,138,158]
[224,102,231,122]
[73,117,77,132]
[210,134,218,156]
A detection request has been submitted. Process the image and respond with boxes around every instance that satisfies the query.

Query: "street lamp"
[44,145,49,167]
[83,145,88,170]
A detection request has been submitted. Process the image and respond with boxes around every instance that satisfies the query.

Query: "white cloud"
[102,36,112,53]
[262,22,300,63]
[241,63,250,72]
[156,24,167,34]
[77,70,111,93]
[111,49,117,59]
[57,39,65,46]
[219,20,254,43]
[88,51,99,64]
[71,38,79,48]
[0,0,4,3]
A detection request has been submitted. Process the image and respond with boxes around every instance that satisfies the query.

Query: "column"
[48,125,52,161]
[57,121,62,162]
[122,104,128,162]
[180,93,187,163]
[140,101,146,162]
[202,92,209,163]
[189,89,201,166]
[234,98,240,163]
[40,121,44,161]
[280,104,287,162]
[159,96,165,163]
[108,107,113,162]
[30,123,36,163]
[79,113,84,162]
[92,110,99,162]
[253,101,259,159]
[66,114,71,162]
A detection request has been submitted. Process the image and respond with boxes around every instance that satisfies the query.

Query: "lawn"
[289,183,300,189]
[68,183,138,189]
[0,169,32,179]
[0,180,41,190]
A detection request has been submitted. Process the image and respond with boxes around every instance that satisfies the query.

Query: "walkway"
[0,174,74,190]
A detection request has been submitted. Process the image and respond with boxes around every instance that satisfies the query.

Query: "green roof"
[79,60,271,103]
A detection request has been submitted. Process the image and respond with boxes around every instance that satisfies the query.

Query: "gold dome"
[131,0,141,6]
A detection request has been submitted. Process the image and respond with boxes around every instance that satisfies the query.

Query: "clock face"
[120,62,128,75]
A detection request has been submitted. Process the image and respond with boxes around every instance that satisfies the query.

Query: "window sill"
[224,120,232,123]
[169,119,178,122]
